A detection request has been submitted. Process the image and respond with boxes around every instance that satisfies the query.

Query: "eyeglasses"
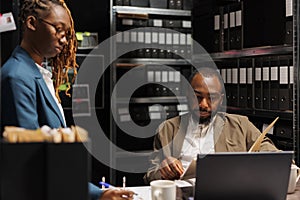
[193,90,223,104]
[38,18,70,40]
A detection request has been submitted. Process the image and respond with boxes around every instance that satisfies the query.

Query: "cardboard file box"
[0,142,90,200]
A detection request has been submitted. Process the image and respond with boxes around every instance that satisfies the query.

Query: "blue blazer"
[1,46,66,131]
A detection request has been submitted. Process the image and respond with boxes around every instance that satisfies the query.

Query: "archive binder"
[239,67,247,108]
[165,29,173,58]
[179,32,187,58]
[158,30,166,58]
[275,121,293,139]
[175,0,183,9]
[246,67,253,109]
[213,7,223,52]
[285,0,293,45]
[254,62,262,109]
[262,66,270,110]
[279,64,290,111]
[231,67,238,107]
[144,31,152,58]
[193,0,287,53]
[186,33,192,59]
[228,4,235,51]
[289,64,294,110]
[150,30,158,58]
[270,61,279,110]
[225,68,232,107]
[240,58,253,109]
[228,2,243,50]
[285,19,293,45]
[220,68,227,107]
[223,6,229,51]
[172,31,181,59]
[168,0,176,9]
[137,30,145,58]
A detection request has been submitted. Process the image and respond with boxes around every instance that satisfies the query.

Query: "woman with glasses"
[1,0,133,200]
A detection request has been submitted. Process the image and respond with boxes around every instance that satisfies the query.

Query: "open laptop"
[194,151,293,200]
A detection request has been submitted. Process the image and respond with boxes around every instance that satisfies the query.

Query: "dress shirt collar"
[36,63,52,79]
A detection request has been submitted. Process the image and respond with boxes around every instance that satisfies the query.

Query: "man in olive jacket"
[144,67,278,184]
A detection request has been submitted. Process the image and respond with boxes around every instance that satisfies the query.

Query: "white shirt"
[180,116,216,171]
[36,63,66,127]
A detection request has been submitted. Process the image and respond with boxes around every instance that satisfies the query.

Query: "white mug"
[150,180,176,200]
[287,164,300,193]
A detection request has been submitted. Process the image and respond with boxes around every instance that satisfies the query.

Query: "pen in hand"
[101,177,105,189]
[99,181,117,189]
[123,176,126,190]
[99,181,138,196]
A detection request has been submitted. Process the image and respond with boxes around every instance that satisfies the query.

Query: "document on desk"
[248,116,279,152]
[175,179,194,187]
[180,158,197,180]
[127,186,151,200]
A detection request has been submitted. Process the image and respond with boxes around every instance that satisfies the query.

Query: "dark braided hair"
[20,0,78,102]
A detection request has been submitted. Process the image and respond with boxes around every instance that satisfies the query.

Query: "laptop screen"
[194,151,293,200]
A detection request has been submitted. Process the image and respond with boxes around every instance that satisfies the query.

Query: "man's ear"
[25,16,38,31]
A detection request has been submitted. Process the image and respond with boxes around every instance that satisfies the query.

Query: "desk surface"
[129,180,300,200]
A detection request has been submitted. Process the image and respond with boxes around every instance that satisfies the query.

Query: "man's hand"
[159,156,184,180]
[100,189,134,200]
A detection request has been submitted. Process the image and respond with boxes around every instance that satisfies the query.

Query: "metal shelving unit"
[109,4,192,186]
[293,0,300,165]
[225,107,293,121]
[117,58,191,65]
[193,0,299,165]
[204,45,292,60]
[117,96,187,104]
[113,6,191,16]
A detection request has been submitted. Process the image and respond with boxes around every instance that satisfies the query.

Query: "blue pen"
[99,182,117,189]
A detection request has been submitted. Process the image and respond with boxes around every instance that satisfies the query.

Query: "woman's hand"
[100,189,135,200]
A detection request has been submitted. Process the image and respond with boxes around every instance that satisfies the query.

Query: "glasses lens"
[39,18,71,41]
[196,93,222,104]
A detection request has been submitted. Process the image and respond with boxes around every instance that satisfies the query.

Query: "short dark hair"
[189,67,225,94]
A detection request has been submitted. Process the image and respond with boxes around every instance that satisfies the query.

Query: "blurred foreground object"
[3,125,88,143]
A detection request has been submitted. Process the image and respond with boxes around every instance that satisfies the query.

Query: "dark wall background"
[0,0,22,66]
